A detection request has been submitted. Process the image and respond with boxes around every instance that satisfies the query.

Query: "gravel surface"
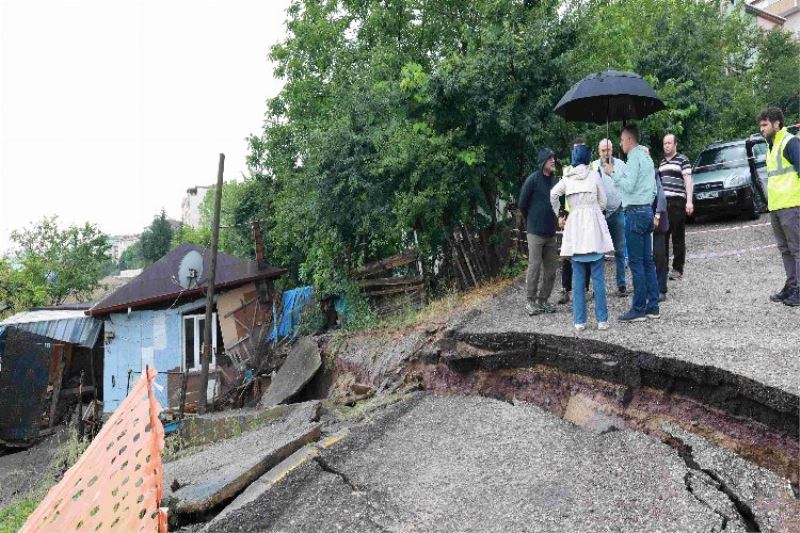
[208,395,751,533]
[457,215,800,396]
[0,428,67,507]
[662,422,800,531]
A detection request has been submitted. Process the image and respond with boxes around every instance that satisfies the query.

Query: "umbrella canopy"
[554,70,664,123]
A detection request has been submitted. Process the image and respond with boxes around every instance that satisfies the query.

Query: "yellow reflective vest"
[767,127,800,211]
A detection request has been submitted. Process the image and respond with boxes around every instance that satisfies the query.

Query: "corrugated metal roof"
[0,310,102,348]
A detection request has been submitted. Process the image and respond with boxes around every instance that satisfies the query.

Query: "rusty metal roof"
[0,309,103,348]
[88,243,286,316]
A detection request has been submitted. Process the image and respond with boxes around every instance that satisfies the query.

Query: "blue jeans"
[625,206,660,315]
[605,208,627,289]
[572,258,608,324]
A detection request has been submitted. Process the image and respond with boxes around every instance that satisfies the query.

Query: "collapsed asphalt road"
[458,215,799,398]
[177,215,799,532]
[205,394,798,532]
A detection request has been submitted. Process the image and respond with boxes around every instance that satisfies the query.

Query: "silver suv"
[691,136,768,220]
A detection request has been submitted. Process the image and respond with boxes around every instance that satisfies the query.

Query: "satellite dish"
[177,250,204,289]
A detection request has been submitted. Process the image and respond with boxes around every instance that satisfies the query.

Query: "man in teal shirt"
[603,125,659,321]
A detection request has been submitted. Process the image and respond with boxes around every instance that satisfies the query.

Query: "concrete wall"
[102,299,205,413]
[181,186,212,228]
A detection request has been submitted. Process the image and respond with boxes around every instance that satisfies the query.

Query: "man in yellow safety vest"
[759,107,800,307]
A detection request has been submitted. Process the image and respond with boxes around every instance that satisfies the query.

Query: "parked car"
[691,136,768,220]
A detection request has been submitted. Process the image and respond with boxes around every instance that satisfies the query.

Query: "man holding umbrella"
[553,69,666,320]
[604,125,660,321]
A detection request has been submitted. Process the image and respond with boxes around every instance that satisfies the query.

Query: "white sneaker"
[574,323,586,332]
[597,322,610,330]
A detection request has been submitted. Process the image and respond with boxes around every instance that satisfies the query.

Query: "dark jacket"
[518,148,557,238]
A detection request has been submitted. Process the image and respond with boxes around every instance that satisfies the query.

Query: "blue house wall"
[102,299,205,413]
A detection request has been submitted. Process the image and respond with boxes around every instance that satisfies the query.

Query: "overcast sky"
[0,0,291,250]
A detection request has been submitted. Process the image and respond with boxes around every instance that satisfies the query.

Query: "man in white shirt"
[592,139,627,296]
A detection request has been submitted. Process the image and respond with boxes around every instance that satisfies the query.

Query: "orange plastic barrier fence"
[21,367,168,533]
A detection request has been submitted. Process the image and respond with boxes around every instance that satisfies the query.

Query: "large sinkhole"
[318,329,799,495]
[405,331,800,494]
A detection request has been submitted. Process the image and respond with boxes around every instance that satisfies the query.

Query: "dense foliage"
[0,217,110,312]
[140,210,175,264]
[200,0,800,297]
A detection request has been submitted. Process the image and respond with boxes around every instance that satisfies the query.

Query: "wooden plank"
[60,385,96,396]
[223,296,258,319]
[454,230,478,287]
[47,344,68,429]
[354,250,418,278]
[364,283,426,298]
[445,233,469,289]
[358,276,423,289]
[228,333,252,349]
[461,225,486,280]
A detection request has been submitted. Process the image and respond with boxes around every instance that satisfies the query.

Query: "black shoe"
[557,290,571,305]
[783,289,800,307]
[770,286,791,303]
[538,301,557,314]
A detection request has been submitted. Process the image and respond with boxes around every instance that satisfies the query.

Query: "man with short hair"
[658,134,693,281]
[519,148,560,315]
[758,107,800,307]
[592,138,627,296]
[604,125,659,321]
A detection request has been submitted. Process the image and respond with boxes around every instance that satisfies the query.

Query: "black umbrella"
[553,70,664,123]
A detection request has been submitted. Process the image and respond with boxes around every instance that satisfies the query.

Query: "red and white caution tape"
[686,222,771,236]
[686,244,777,261]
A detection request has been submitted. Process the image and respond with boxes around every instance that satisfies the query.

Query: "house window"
[183,313,218,371]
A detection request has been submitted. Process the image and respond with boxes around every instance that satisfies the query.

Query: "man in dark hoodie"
[519,148,559,316]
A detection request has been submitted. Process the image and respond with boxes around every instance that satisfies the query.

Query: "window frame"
[182,312,218,372]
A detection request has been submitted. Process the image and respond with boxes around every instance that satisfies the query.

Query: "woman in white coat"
[550,144,614,331]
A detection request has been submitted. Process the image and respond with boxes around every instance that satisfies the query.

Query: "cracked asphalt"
[457,215,800,397]
[204,394,797,532]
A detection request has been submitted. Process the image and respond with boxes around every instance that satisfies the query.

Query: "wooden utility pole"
[199,153,225,414]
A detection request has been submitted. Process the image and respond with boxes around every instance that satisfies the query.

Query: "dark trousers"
[770,207,800,291]
[653,232,668,294]
[666,196,687,274]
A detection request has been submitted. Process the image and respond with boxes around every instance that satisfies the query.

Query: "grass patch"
[0,496,39,533]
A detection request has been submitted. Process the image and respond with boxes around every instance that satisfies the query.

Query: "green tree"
[118,241,145,270]
[563,0,799,161]
[244,0,799,297]
[0,216,110,310]
[140,210,174,264]
[172,180,266,260]
[247,0,576,293]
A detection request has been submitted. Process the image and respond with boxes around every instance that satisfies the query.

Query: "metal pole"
[199,153,225,414]
[178,369,188,420]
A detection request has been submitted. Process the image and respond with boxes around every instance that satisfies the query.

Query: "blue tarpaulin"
[269,286,314,340]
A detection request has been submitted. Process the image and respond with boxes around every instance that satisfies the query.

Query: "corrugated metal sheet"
[0,327,53,445]
[0,310,102,348]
